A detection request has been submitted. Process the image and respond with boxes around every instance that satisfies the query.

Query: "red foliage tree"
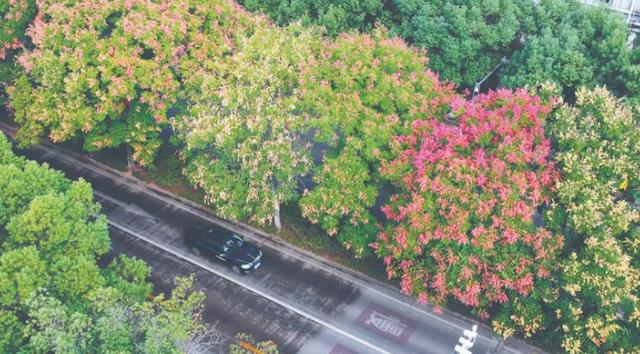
[376,89,562,319]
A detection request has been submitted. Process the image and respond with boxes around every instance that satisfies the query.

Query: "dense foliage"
[3,0,640,352]
[240,0,536,88]
[0,0,36,105]
[388,0,535,88]
[175,23,319,228]
[298,28,454,256]
[0,0,35,59]
[544,88,640,353]
[500,0,637,101]
[0,132,215,352]
[8,0,253,166]
[241,0,385,37]
[376,90,562,336]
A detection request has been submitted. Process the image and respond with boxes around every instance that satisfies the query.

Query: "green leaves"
[0,160,69,227]
[501,0,633,101]
[176,24,319,227]
[390,0,536,88]
[0,0,36,59]
[0,132,216,353]
[0,246,48,307]
[551,87,640,236]
[24,295,94,354]
[301,152,377,240]
[240,0,386,37]
[239,0,640,104]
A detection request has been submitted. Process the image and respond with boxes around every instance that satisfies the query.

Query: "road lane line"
[106,219,393,354]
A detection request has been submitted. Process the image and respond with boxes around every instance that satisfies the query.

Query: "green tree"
[238,0,640,104]
[500,0,633,101]
[387,0,536,88]
[175,23,319,229]
[0,132,220,353]
[238,0,537,89]
[23,276,215,354]
[298,28,453,257]
[240,0,385,37]
[619,46,640,104]
[0,0,35,105]
[7,0,253,166]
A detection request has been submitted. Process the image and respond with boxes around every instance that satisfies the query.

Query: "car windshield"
[225,235,244,250]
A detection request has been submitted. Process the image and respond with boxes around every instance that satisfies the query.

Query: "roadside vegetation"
[0,132,221,352]
[1,0,639,352]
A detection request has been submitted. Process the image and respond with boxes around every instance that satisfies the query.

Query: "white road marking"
[107,219,393,354]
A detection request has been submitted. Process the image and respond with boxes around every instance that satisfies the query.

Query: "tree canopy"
[298,28,454,256]
[376,89,562,336]
[8,0,253,166]
[175,23,320,228]
[500,0,635,101]
[543,87,640,353]
[240,0,386,37]
[2,0,640,352]
[237,0,640,103]
[0,132,217,353]
[0,0,35,59]
[0,0,36,104]
[388,0,536,88]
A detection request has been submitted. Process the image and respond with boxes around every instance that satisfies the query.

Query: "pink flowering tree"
[376,89,563,336]
[7,0,253,166]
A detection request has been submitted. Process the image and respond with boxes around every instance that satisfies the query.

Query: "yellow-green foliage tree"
[8,0,253,166]
[174,23,320,228]
[545,87,640,353]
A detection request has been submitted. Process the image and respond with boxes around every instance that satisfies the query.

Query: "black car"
[184,225,262,274]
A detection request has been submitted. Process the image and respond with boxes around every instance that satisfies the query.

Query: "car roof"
[191,224,232,238]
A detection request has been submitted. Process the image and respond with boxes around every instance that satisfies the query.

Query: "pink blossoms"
[376,89,563,318]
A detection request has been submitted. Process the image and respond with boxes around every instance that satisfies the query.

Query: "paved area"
[0,122,546,354]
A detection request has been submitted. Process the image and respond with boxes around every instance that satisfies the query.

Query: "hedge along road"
[0,122,546,354]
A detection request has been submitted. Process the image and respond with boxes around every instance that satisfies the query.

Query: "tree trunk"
[126,146,135,173]
[273,198,281,231]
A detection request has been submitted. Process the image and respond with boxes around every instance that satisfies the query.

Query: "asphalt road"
[0,123,546,354]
